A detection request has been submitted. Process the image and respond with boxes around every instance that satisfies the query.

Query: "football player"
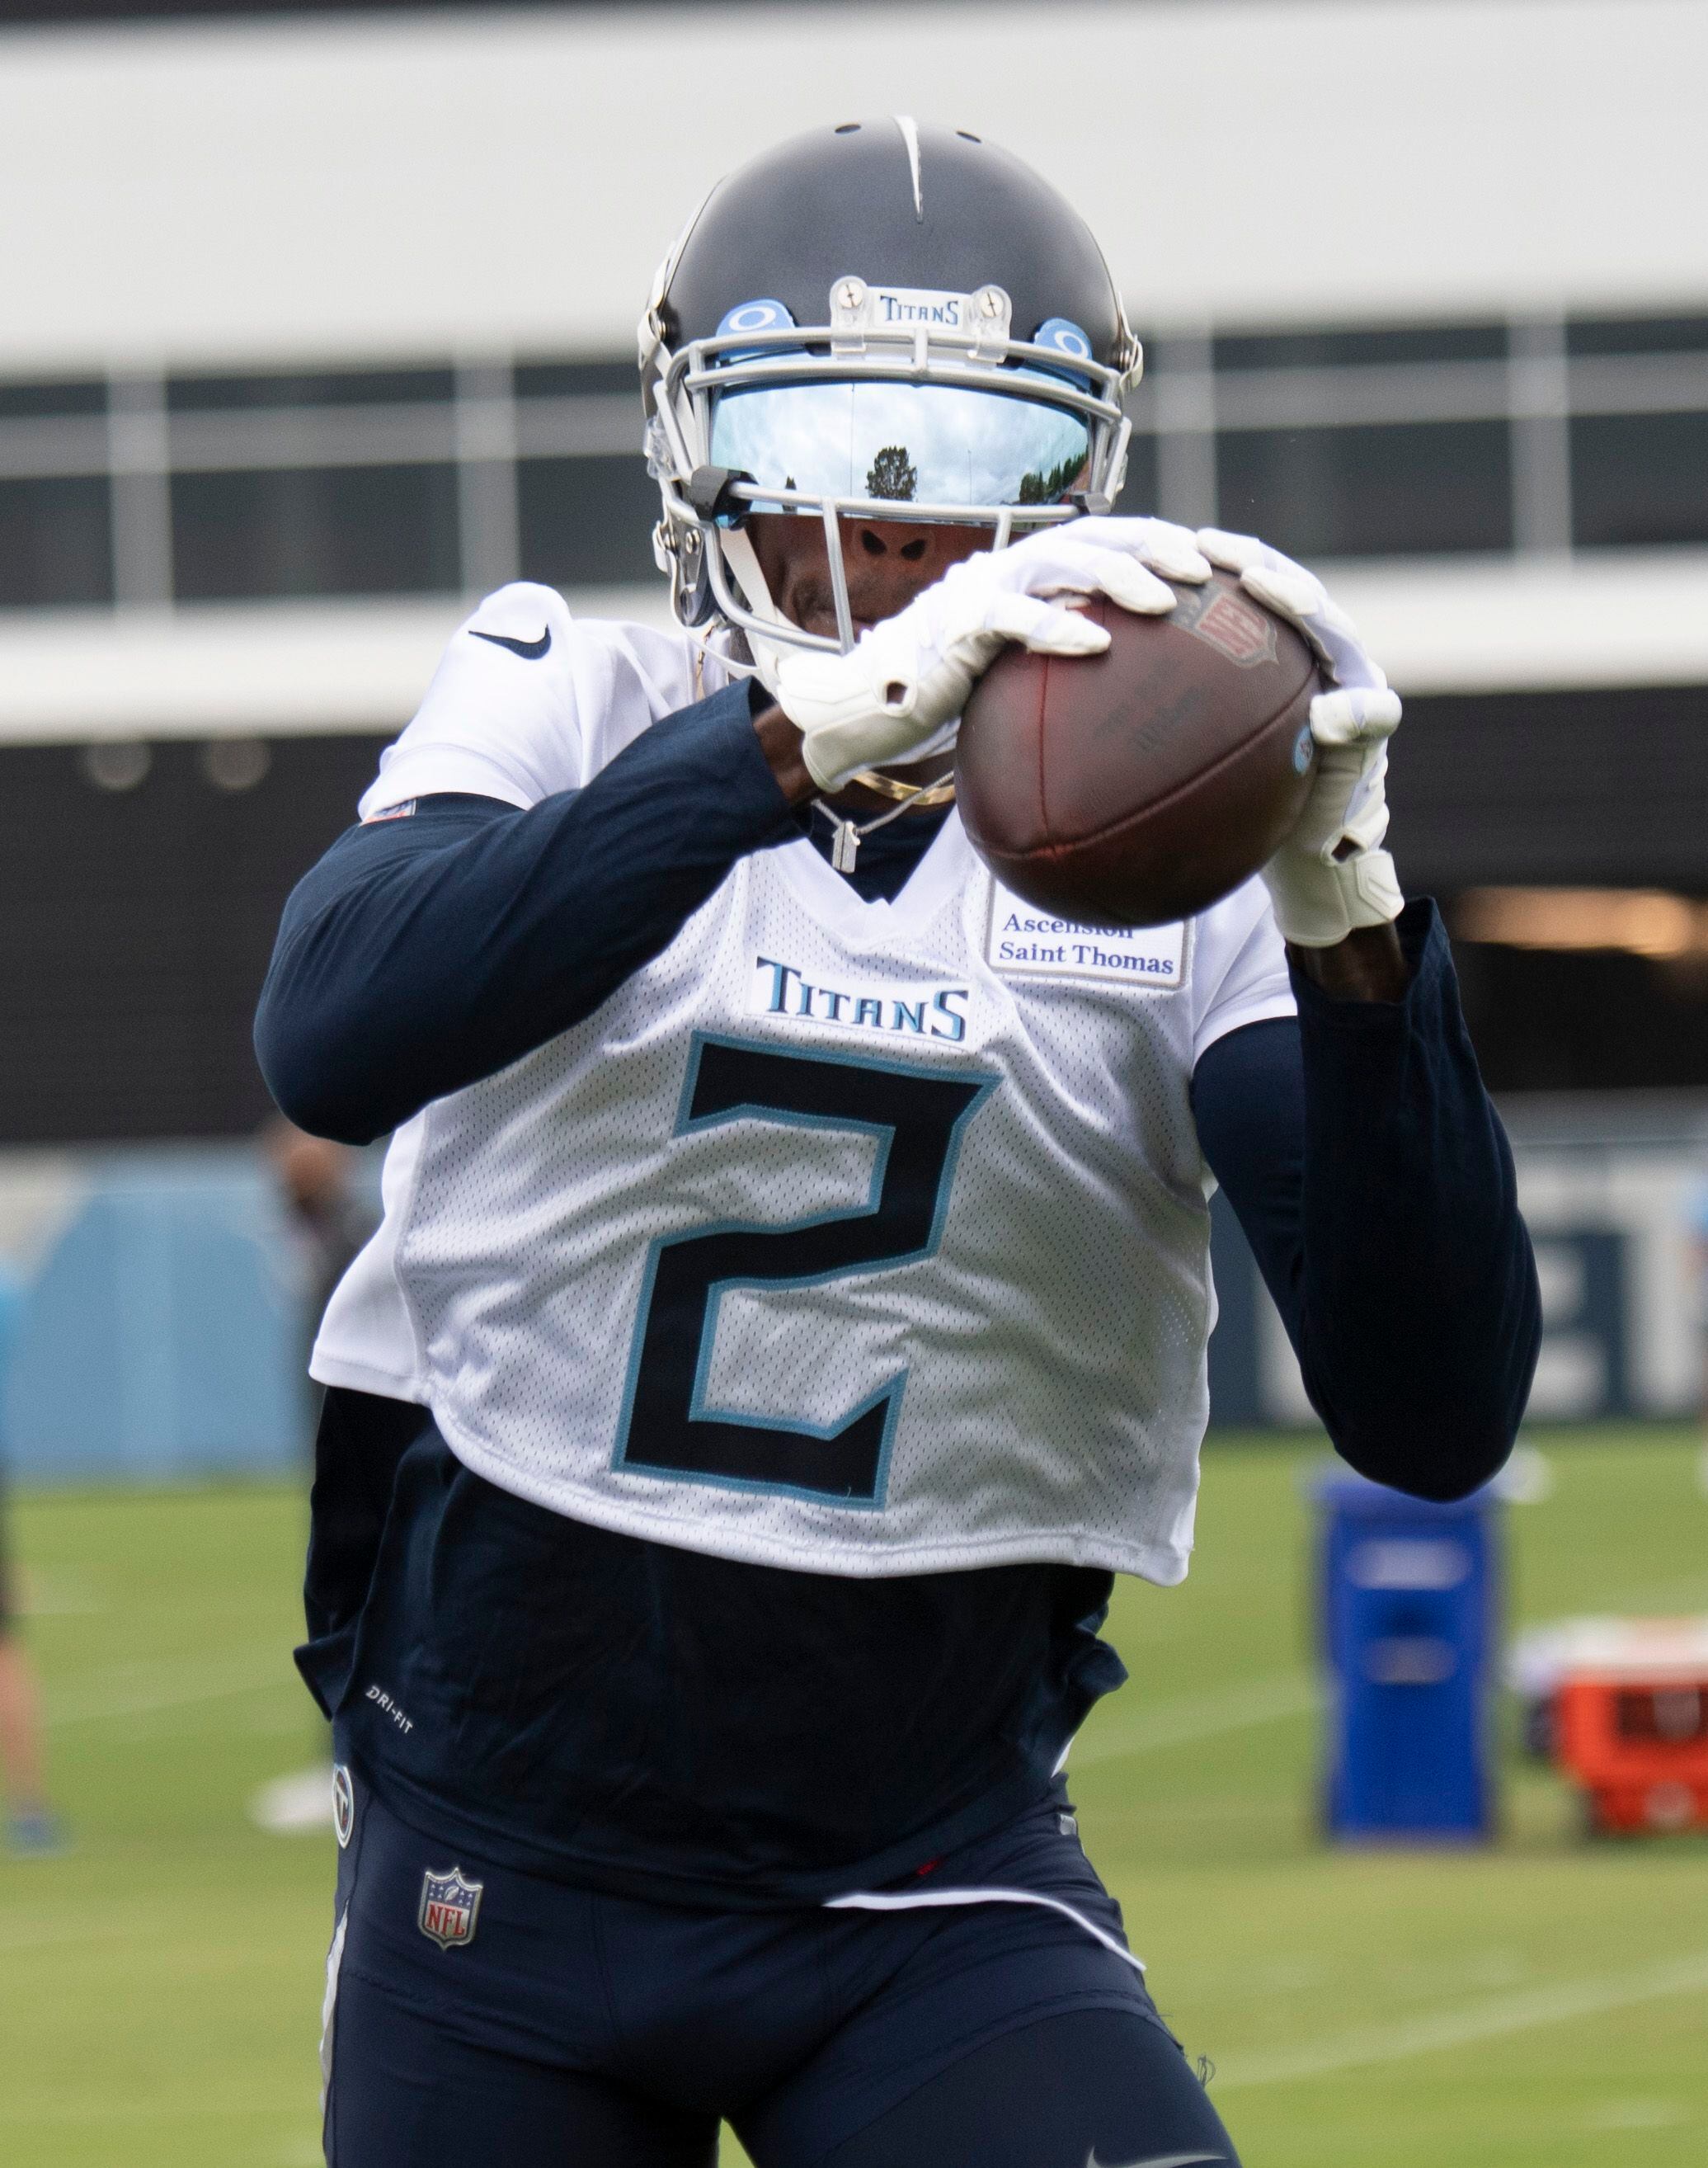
[0,1267,64,1855]
[256,120,1540,2168]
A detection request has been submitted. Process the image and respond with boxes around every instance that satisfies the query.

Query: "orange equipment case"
[1551,1621,1708,1836]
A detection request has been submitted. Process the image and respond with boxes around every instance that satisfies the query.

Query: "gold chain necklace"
[815,771,957,873]
[845,766,958,806]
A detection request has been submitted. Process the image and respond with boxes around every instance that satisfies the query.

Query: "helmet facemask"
[640,274,1141,683]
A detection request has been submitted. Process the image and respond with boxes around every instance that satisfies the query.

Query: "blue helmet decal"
[1029,317,1094,388]
[714,299,796,365]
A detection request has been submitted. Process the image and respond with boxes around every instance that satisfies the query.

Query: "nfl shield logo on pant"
[417,1865,484,1950]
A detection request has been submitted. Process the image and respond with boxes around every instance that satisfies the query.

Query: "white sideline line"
[46,1647,288,1728]
[1070,1675,1321,1767]
[1213,1949,1708,2092]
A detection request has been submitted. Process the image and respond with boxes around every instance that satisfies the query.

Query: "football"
[955,569,1323,928]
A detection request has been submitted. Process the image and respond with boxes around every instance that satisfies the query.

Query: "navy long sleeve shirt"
[256,681,1540,1902]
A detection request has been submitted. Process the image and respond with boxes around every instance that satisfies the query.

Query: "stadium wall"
[0,1116,1701,1482]
[1,0,1706,724]
[2,0,1703,367]
[0,0,1703,1463]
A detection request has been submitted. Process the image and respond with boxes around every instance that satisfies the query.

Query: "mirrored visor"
[708,377,1092,511]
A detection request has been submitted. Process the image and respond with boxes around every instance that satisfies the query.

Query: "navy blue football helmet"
[638,118,1141,657]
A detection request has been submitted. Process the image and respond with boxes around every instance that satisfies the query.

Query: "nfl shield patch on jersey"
[417,1865,483,1950]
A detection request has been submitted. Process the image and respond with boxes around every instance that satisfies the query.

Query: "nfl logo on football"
[417,1866,484,1951]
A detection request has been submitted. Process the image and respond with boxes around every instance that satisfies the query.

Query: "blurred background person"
[0,1261,64,1855]
[250,1120,378,1836]
[261,1116,379,1445]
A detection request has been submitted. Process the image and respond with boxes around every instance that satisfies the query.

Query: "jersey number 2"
[615,1035,994,1505]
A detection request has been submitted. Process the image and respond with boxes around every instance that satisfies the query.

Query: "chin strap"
[718,528,805,688]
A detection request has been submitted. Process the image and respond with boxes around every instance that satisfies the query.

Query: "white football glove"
[762,517,1212,794]
[1196,529,1405,949]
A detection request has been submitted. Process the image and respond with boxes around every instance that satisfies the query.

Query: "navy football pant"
[322,1765,1240,2166]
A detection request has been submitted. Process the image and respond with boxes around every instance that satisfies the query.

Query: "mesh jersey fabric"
[313,587,1296,1582]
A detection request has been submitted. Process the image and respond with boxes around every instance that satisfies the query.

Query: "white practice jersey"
[314,582,1296,1583]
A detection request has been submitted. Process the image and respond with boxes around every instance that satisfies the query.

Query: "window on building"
[1571,411,1708,549]
[1,308,1706,615]
[1566,314,1708,358]
[0,379,108,420]
[0,476,113,607]
[166,367,457,412]
[514,360,640,401]
[1216,419,1513,558]
[518,455,660,590]
[171,464,461,600]
[1213,323,1507,371]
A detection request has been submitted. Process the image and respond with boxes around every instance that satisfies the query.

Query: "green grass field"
[2,1430,1706,2166]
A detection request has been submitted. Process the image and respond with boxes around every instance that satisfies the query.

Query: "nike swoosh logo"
[469,626,551,660]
